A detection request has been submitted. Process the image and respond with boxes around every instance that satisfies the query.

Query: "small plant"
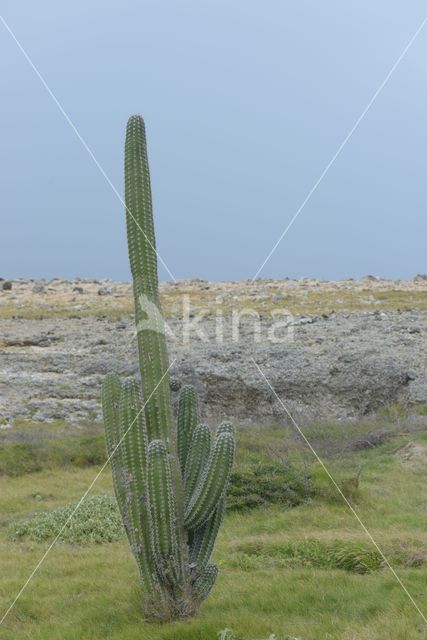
[11,495,123,544]
[101,116,235,620]
[326,542,383,573]
[227,461,313,511]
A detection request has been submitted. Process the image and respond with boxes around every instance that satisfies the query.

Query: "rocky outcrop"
[0,278,426,426]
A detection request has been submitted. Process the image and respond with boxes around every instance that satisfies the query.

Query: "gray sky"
[1,1,426,282]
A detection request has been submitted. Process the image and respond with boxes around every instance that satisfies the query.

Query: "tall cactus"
[102,115,236,621]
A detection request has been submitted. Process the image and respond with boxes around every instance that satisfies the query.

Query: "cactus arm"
[102,373,122,463]
[215,422,235,438]
[147,439,183,586]
[189,496,225,568]
[185,431,235,530]
[102,373,129,528]
[117,381,155,591]
[184,424,211,504]
[118,380,148,470]
[192,564,219,602]
[177,385,199,475]
[188,431,230,567]
[103,376,151,587]
[102,373,136,553]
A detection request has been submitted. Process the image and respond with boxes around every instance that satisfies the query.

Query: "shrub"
[10,495,123,544]
[227,461,314,511]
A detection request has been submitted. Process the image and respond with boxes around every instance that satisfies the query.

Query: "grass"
[0,421,426,639]
[0,422,105,476]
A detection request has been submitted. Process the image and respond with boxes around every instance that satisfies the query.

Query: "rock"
[414,274,427,282]
[362,275,380,281]
[291,316,319,326]
[98,286,114,296]
[32,284,45,293]
[2,334,60,347]
[2,281,12,291]
[0,278,427,427]
[73,286,84,294]
[408,326,421,334]
[93,338,108,346]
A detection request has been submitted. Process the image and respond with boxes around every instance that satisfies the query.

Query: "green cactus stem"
[189,496,226,569]
[102,115,236,621]
[124,115,173,445]
[184,424,211,504]
[147,439,184,588]
[192,564,219,601]
[185,430,235,530]
[177,385,199,475]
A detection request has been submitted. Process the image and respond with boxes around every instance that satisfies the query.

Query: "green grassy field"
[0,420,426,639]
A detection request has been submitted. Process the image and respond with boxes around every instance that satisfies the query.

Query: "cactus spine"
[102,115,236,621]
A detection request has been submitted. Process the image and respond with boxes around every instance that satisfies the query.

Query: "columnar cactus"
[102,115,236,621]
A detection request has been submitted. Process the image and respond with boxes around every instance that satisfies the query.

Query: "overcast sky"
[1,1,427,282]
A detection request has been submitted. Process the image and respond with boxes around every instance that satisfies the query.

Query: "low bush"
[10,495,123,544]
[227,461,314,511]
